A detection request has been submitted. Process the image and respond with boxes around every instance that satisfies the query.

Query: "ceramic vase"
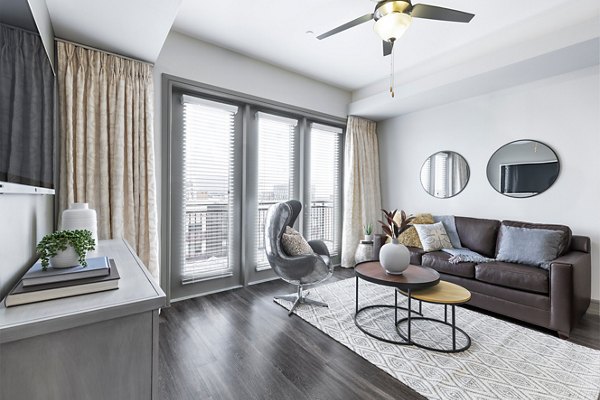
[61,203,98,244]
[379,238,410,275]
[50,246,81,269]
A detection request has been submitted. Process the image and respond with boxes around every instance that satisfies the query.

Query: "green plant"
[378,209,415,239]
[363,223,373,235]
[36,230,96,270]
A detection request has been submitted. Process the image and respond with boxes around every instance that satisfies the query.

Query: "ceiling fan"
[317,0,475,56]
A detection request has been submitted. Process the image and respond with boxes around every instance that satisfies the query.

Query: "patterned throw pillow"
[281,227,314,256]
[393,213,435,248]
[413,222,453,252]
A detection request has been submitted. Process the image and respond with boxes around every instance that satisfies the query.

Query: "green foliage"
[363,223,373,235]
[36,230,96,270]
[378,209,415,239]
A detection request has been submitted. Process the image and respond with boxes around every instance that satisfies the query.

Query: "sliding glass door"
[169,94,243,300]
[165,84,344,301]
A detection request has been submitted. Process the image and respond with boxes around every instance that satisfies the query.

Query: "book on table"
[4,259,120,307]
[22,256,111,287]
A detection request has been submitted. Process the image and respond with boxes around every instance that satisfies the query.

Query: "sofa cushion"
[407,247,426,265]
[498,220,572,257]
[475,261,549,294]
[414,222,453,251]
[455,216,500,258]
[395,213,434,248]
[422,251,475,278]
[496,225,563,269]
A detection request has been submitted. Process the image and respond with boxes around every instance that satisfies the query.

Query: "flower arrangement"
[378,209,415,239]
[36,229,96,270]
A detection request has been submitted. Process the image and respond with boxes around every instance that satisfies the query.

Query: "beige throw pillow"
[414,222,453,252]
[394,213,434,248]
[281,226,314,256]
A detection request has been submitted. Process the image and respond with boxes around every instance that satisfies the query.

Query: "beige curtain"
[57,42,159,278]
[341,116,382,268]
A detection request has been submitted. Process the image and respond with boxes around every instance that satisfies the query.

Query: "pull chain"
[389,41,395,98]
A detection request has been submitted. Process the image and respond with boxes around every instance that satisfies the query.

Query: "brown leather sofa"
[406,216,591,339]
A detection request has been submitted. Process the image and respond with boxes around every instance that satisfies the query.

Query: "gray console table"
[0,239,166,400]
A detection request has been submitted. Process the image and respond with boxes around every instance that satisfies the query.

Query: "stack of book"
[4,256,120,307]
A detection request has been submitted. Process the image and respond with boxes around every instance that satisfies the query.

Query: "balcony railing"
[183,200,337,277]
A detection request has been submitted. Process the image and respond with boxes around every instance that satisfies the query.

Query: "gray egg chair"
[264,200,333,316]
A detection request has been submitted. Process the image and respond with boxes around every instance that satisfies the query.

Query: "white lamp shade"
[374,12,412,41]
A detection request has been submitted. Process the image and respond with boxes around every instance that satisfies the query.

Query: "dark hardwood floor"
[158,268,600,400]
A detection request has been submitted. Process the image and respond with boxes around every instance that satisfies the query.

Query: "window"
[165,78,345,300]
[255,113,298,269]
[181,95,238,282]
[307,123,343,257]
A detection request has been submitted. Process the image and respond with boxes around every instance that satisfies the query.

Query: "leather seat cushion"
[407,247,426,265]
[475,261,549,294]
[455,216,500,258]
[421,251,475,278]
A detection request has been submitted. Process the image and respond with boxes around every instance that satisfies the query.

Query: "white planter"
[364,234,374,242]
[379,238,410,275]
[50,246,82,269]
[61,203,98,244]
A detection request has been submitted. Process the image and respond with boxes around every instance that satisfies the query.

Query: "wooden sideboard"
[0,239,166,399]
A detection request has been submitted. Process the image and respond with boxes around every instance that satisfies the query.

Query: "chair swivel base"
[274,286,328,316]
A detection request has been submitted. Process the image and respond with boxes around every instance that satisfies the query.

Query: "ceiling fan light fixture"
[373,12,412,42]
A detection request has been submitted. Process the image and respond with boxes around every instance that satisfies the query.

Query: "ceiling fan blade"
[383,40,394,56]
[411,4,474,23]
[317,13,374,40]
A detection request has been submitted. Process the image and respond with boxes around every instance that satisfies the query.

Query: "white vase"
[61,203,98,244]
[50,246,82,269]
[379,238,410,275]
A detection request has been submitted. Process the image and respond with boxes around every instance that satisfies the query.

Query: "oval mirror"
[486,140,559,198]
[420,151,470,198]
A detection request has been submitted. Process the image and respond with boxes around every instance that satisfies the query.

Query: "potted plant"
[377,209,415,275]
[36,229,96,270]
[363,223,373,242]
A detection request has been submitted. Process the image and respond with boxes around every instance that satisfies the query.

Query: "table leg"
[407,289,412,342]
[355,276,359,315]
[452,305,456,351]
[394,290,398,325]
[419,300,422,315]
[444,304,448,323]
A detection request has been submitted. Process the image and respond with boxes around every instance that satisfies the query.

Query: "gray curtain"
[57,42,159,278]
[0,24,54,188]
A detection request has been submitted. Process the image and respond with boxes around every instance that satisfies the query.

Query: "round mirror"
[420,151,470,198]
[486,140,559,198]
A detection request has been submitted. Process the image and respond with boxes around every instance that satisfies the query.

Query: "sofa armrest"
[549,251,591,336]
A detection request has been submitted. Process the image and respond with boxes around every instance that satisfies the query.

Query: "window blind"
[308,123,343,256]
[181,96,238,282]
[434,152,449,197]
[255,112,298,270]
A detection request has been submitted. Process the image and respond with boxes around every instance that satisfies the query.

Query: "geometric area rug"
[274,278,600,400]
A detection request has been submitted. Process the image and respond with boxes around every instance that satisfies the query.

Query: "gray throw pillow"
[414,222,453,252]
[281,227,314,256]
[433,215,462,249]
[496,225,563,269]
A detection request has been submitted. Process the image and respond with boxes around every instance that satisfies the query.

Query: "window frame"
[161,74,346,303]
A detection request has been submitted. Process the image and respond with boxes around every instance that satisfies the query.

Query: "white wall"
[378,66,600,301]
[0,194,54,298]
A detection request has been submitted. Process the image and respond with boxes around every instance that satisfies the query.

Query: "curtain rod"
[55,38,154,66]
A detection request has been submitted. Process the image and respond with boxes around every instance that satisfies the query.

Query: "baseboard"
[589,299,599,316]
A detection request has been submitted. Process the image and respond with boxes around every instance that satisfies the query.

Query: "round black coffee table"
[354,261,440,345]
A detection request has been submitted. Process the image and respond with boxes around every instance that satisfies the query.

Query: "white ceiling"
[45,0,182,62]
[172,0,592,91]
[35,0,599,99]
